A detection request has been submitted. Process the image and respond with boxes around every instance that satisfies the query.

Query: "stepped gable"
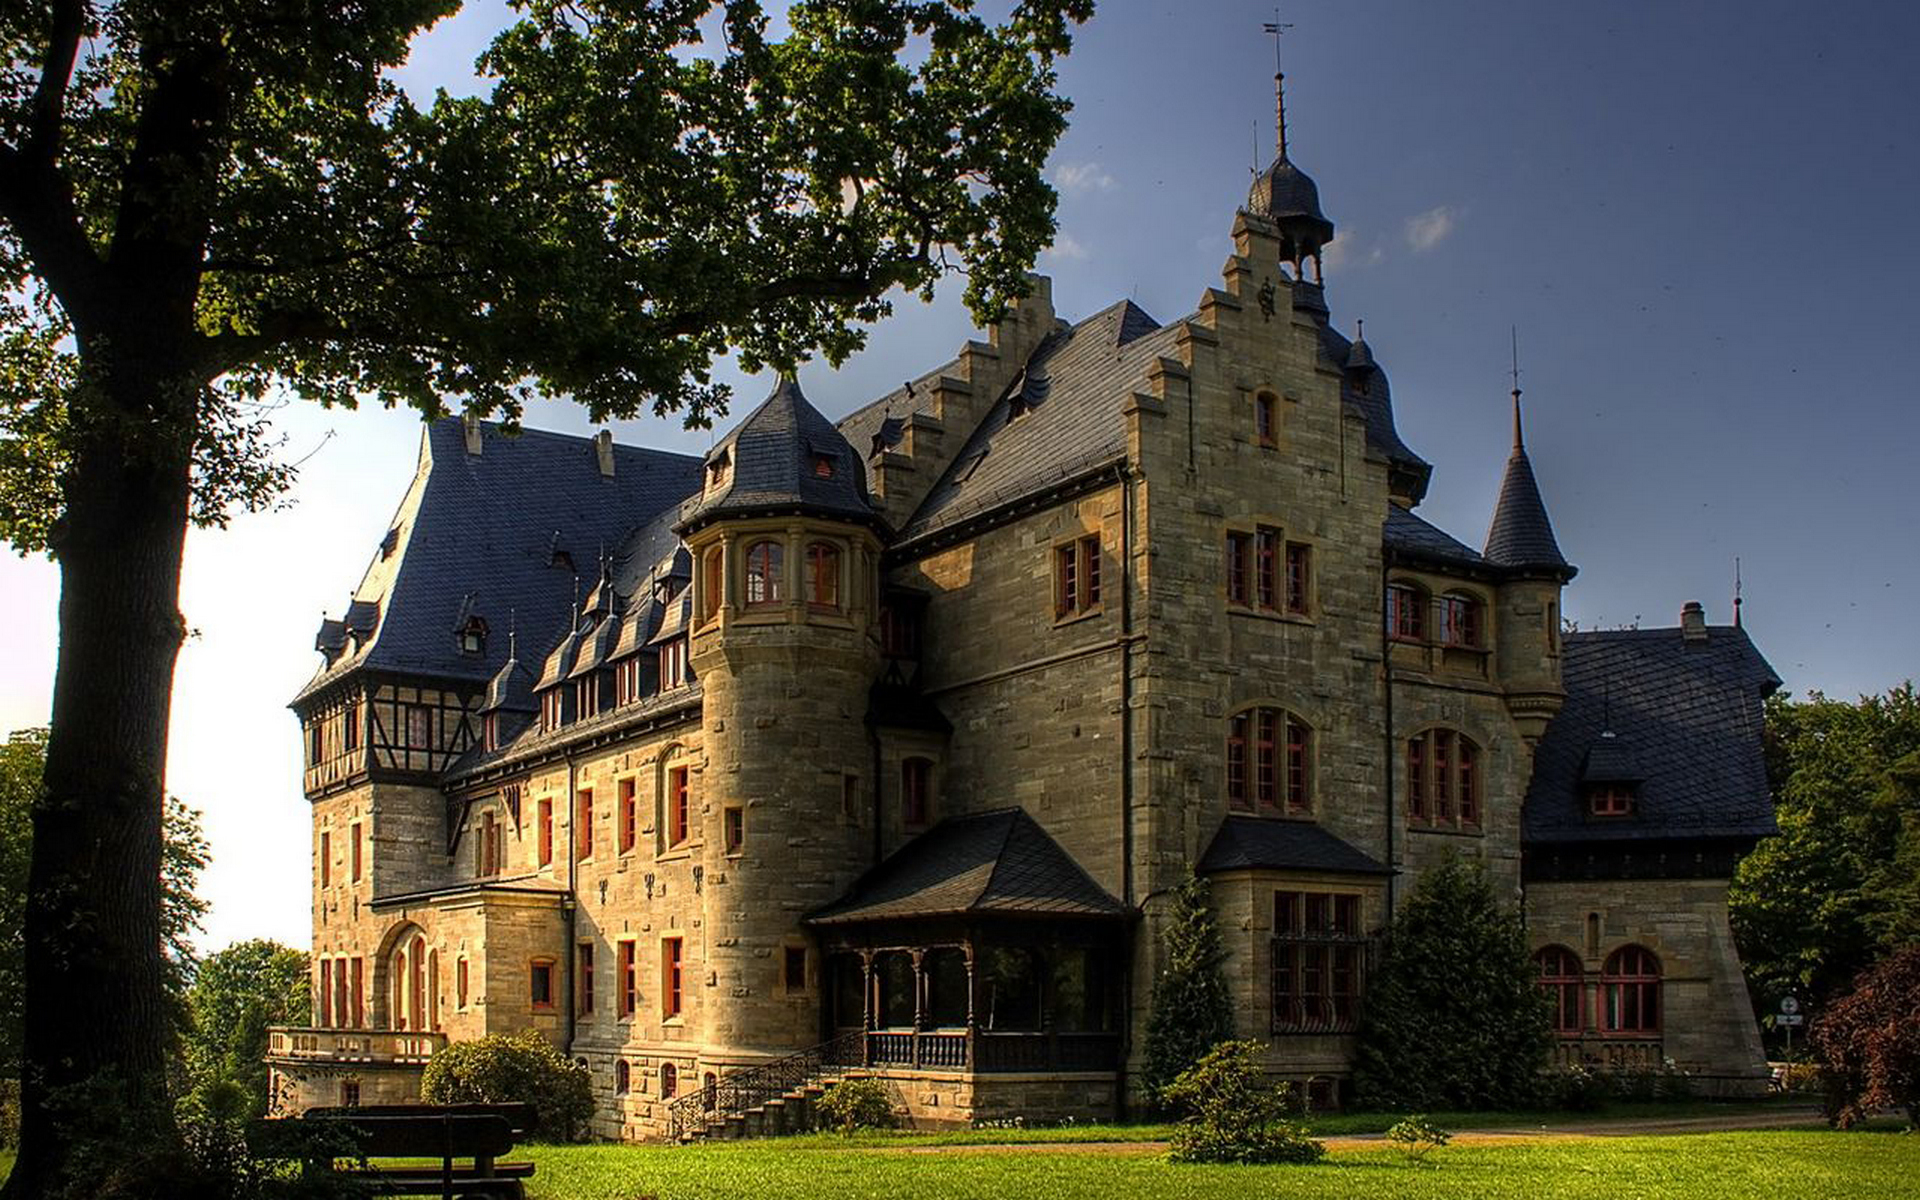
[679,378,875,533]
[1382,504,1488,572]
[1524,625,1782,845]
[899,300,1175,543]
[1197,816,1392,876]
[805,808,1126,925]
[295,419,701,704]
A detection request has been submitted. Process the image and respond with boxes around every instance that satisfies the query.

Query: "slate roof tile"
[806,808,1126,925]
[1524,626,1781,844]
[1196,816,1394,876]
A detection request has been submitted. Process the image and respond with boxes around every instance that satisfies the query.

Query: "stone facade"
[274,102,1778,1129]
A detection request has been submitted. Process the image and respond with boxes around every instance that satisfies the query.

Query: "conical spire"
[1484,337,1573,576]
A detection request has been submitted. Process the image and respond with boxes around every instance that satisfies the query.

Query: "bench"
[251,1103,538,1199]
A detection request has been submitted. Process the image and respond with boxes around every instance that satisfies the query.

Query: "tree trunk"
[4,361,195,1199]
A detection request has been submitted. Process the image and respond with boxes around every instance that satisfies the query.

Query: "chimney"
[594,430,615,478]
[1680,601,1708,643]
[462,411,483,456]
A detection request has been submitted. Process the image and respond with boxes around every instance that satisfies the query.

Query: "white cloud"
[1044,233,1089,261]
[1404,206,1458,253]
[1320,230,1385,272]
[1052,162,1116,192]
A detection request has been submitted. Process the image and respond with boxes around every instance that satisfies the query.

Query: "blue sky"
[2,1,1915,950]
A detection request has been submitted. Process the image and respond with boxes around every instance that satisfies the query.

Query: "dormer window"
[457,617,488,655]
[1589,785,1636,818]
[812,453,835,479]
[706,451,731,492]
[541,690,564,732]
[380,527,400,559]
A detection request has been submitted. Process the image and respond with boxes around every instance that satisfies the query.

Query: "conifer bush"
[419,1031,593,1142]
[1813,943,1920,1128]
[1142,872,1234,1104]
[1351,855,1553,1110]
[1162,1040,1326,1165]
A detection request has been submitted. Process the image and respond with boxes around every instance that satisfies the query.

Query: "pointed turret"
[1484,380,1574,579]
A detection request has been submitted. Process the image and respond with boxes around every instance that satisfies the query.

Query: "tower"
[675,378,887,1062]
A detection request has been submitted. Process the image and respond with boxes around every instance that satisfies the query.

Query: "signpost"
[1778,996,1804,1058]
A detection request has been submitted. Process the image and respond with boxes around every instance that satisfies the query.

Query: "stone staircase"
[666,1030,866,1142]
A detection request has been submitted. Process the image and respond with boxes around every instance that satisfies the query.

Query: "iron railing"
[665,1029,865,1141]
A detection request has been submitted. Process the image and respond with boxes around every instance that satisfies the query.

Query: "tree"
[1812,943,1920,1129]
[1161,1040,1325,1166]
[1142,871,1234,1103]
[1730,686,1920,1010]
[0,729,207,1079]
[0,3,1088,1193]
[180,940,308,1121]
[1351,855,1552,1111]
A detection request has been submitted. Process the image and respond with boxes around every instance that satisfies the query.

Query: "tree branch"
[23,0,88,165]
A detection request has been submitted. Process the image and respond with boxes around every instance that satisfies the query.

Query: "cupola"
[1244,54,1334,282]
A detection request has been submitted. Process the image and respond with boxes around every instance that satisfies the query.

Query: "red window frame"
[806,541,841,610]
[1440,594,1482,648]
[1602,945,1661,1035]
[456,956,469,1009]
[1284,716,1311,814]
[1535,946,1584,1035]
[667,767,690,847]
[1272,889,1364,1032]
[617,940,636,1018]
[616,657,642,705]
[1284,542,1310,614]
[902,757,933,828]
[618,778,637,854]
[1433,729,1453,821]
[576,788,594,859]
[1054,535,1102,618]
[319,958,333,1027]
[1225,531,1252,606]
[320,830,332,887]
[723,806,744,854]
[663,938,684,1019]
[577,942,595,1017]
[658,639,687,691]
[1387,583,1426,641]
[1227,713,1251,811]
[1590,785,1635,817]
[661,1061,679,1098]
[1406,738,1426,819]
[1254,392,1278,447]
[701,546,724,620]
[538,799,553,866]
[1255,708,1279,809]
[350,822,362,883]
[745,539,784,607]
[1255,527,1280,611]
[351,957,364,1028]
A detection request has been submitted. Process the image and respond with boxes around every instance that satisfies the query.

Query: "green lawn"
[521,1130,1917,1200]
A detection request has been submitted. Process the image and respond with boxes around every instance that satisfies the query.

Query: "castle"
[270,73,1779,1135]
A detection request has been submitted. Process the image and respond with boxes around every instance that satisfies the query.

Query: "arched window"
[1406,729,1481,827]
[1386,582,1427,642]
[1438,592,1483,648]
[660,1062,678,1099]
[744,540,784,606]
[614,1059,631,1095]
[1227,707,1313,815]
[1602,945,1661,1035]
[1535,946,1584,1035]
[805,541,841,610]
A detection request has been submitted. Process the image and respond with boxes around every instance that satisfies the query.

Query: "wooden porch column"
[909,949,927,1069]
[859,949,875,1067]
[963,937,978,1071]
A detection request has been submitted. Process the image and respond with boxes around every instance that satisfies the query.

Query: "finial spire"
[1356,317,1365,341]
[1263,10,1294,161]
[1733,557,1744,629]
[1509,325,1525,452]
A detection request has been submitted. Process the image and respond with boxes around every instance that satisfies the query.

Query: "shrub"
[1351,855,1553,1110]
[419,1031,593,1141]
[1142,872,1234,1104]
[0,1077,16,1149]
[1813,943,1920,1128]
[1162,1040,1326,1165]
[815,1078,895,1133]
[1386,1114,1451,1162]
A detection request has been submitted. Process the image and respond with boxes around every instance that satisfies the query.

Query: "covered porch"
[806,808,1132,1076]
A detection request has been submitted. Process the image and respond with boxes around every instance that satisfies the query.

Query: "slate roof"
[1383,504,1489,572]
[898,300,1177,543]
[1247,158,1333,234]
[806,808,1127,925]
[1196,817,1394,876]
[1484,407,1572,575]
[294,420,702,706]
[479,637,537,715]
[1313,322,1432,504]
[678,378,875,533]
[1524,625,1782,845]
